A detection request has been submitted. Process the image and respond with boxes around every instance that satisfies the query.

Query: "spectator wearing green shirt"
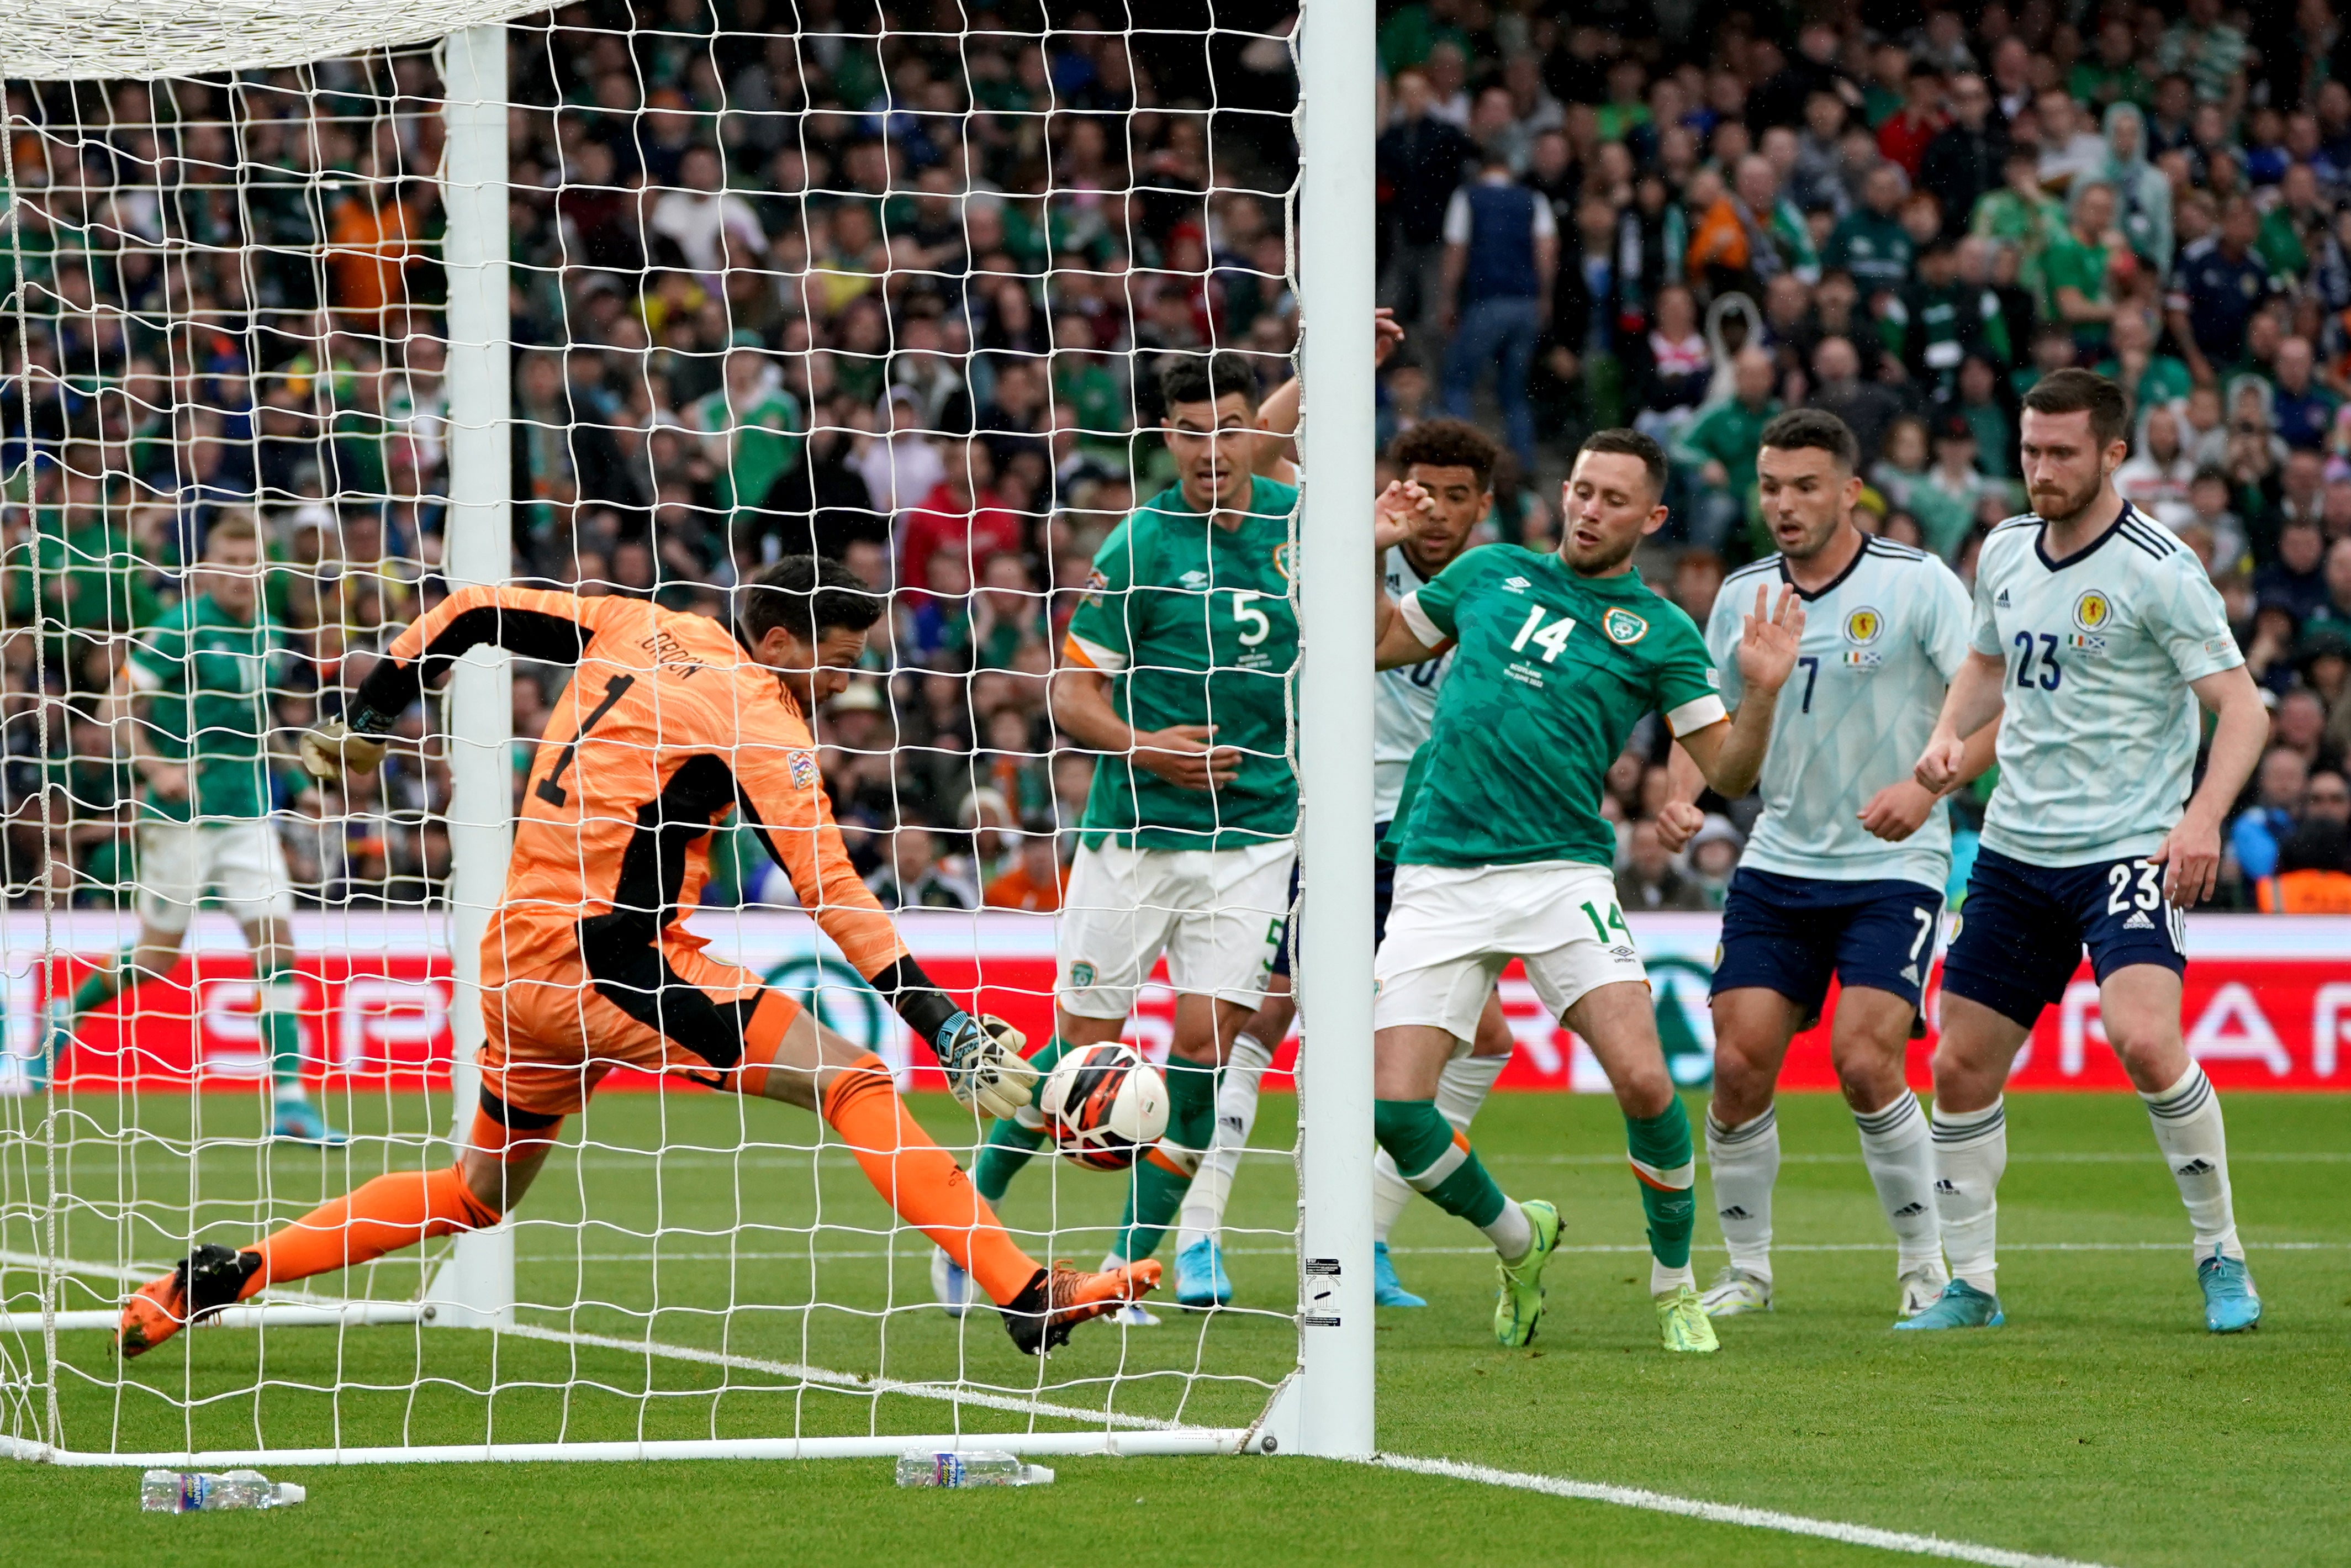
[1969,146,2069,304]
[43,514,339,1143]
[690,339,805,553]
[1823,162,1914,300]
[1669,349,1781,552]
[2098,304,2195,413]
[2042,181,2126,355]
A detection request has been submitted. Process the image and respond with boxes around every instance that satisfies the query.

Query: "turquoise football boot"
[1373,1240,1427,1308]
[2198,1249,2261,1334]
[1892,1277,2005,1331]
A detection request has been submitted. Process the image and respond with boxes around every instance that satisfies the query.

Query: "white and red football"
[1039,1042,1169,1171]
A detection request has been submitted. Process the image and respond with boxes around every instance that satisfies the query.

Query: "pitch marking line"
[1366,1454,2120,1568]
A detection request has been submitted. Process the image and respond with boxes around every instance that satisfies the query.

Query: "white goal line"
[1365,1454,2121,1568]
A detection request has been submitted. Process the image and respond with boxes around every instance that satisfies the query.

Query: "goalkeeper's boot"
[1175,1237,1231,1308]
[1892,1278,2004,1331]
[118,1244,260,1359]
[1493,1199,1562,1348]
[1001,1260,1162,1356]
[271,1100,347,1147]
[931,1247,973,1319]
[1373,1241,1427,1309]
[1698,1265,1772,1318]
[1897,1260,1951,1319]
[2197,1248,2262,1334]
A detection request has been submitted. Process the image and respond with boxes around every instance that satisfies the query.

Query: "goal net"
[0,0,1356,1466]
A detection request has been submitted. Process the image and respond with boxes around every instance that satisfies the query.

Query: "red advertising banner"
[8,911,2348,1095]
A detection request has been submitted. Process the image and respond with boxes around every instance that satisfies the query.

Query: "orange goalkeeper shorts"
[479,942,804,1117]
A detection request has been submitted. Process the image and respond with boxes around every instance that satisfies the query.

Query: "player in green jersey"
[43,513,340,1144]
[936,352,1298,1323]
[1368,429,1803,1353]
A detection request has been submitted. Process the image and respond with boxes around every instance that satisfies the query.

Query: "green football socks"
[1626,1099,1698,1285]
[971,1033,1071,1202]
[1111,1052,1216,1263]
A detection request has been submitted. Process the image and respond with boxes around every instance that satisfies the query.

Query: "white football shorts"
[135,818,297,933]
[1056,837,1295,1018]
[1373,860,1647,1041]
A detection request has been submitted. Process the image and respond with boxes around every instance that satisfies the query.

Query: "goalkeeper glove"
[299,720,389,784]
[931,1011,1037,1121]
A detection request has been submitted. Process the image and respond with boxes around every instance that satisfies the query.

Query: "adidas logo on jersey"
[1718,1206,1752,1220]
[1995,589,2012,608]
[1933,1179,1959,1195]
[2123,911,2155,930]
[1891,1202,1927,1218]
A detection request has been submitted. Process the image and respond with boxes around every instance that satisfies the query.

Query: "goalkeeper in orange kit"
[117,556,1158,1359]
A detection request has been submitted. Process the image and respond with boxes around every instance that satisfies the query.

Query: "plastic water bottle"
[894,1449,1054,1488]
[141,1469,308,1512]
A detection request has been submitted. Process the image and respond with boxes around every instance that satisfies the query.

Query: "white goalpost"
[0,0,1375,1466]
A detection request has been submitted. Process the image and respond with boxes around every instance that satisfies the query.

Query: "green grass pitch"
[3,1089,2345,1566]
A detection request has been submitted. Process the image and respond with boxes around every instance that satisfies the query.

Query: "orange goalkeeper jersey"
[363,585,908,992]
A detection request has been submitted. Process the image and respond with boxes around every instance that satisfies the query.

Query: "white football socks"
[2142,1064,2242,1262]
[1175,1031,1274,1256]
[1373,1052,1509,1244]
[1853,1092,1941,1274]
[1931,1097,2006,1294]
[1482,1194,1533,1261]
[1704,1105,1779,1283]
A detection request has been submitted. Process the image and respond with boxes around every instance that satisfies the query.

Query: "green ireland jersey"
[690,382,805,516]
[124,594,284,823]
[1392,545,1724,868]
[1062,476,1299,851]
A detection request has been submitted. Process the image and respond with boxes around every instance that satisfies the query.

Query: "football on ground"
[1040,1040,1169,1171]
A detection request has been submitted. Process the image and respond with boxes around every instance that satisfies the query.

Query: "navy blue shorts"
[1269,825,1396,980]
[1940,846,2187,1030]
[1711,867,1945,1018]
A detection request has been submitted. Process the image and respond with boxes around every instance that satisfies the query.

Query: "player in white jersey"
[1659,409,1998,1322]
[1909,369,2270,1334]
[1174,418,1518,1310]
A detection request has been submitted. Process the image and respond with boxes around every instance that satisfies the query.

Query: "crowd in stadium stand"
[4,0,2351,915]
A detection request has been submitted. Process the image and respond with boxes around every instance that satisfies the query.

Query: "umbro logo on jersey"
[2123,911,2155,930]
[1503,576,1531,592]
[1995,589,2012,608]
[1610,945,1639,961]
[1180,569,1209,589]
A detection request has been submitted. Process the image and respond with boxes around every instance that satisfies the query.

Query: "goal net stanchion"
[0,0,1375,1467]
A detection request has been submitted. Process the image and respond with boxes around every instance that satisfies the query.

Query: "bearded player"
[116,557,1159,1360]
[1172,417,1519,1311]
[1657,409,1997,1322]
[1906,369,2269,1333]
[1370,429,1801,1353]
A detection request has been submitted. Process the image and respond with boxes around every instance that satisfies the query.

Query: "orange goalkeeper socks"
[822,1053,1039,1307]
[245,1165,501,1294]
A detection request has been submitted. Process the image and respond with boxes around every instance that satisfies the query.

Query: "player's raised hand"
[1373,478,1434,552]
[1913,732,1966,794]
[2148,815,2222,907]
[1134,724,1243,791]
[1653,799,1705,853]
[1858,779,1940,842]
[932,1011,1039,1120]
[1736,583,1805,695]
[1372,307,1405,367]
[298,720,388,784]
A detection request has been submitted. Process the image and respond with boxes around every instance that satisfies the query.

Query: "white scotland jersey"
[1970,502,2243,868]
[1375,545,1452,823]
[1707,535,1972,891]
